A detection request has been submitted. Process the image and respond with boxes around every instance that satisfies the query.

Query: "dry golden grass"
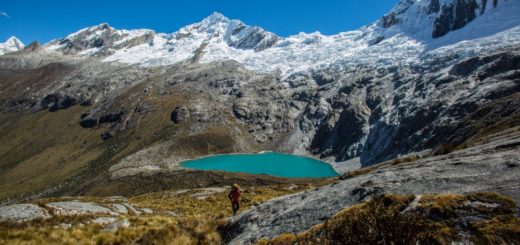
[0,107,105,200]
[130,184,315,219]
[0,184,316,244]
[389,155,422,166]
[0,216,220,245]
[269,233,298,245]
[472,215,520,244]
[419,193,467,218]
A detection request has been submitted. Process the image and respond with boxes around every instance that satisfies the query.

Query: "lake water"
[181,152,339,178]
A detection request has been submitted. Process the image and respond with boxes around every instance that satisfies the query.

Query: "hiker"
[228,184,241,215]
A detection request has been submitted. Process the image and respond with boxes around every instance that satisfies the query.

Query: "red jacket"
[229,189,240,202]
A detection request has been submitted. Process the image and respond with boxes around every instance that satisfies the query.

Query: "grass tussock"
[261,193,520,245]
[434,143,459,156]
[472,215,520,244]
[389,155,422,166]
[340,165,380,179]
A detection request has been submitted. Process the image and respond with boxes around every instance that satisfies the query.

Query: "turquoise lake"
[181,152,339,178]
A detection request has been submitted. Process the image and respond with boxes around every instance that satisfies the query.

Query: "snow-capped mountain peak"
[175,12,279,51]
[195,12,231,30]
[4,36,24,48]
[45,23,156,56]
[0,36,25,55]
[39,0,520,79]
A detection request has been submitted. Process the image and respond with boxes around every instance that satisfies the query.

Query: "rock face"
[223,128,520,243]
[0,204,50,222]
[40,93,78,112]
[381,0,503,39]
[298,48,520,165]
[432,0,479,38]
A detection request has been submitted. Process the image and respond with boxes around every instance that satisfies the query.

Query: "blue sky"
[0,0,399,44]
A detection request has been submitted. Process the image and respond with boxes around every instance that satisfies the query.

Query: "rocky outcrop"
[227,25,279,52]
[98,111,123,124]
[0,199,151,235]
[40,93,78,112]
[79,111,124,129]
[23,41,41,52]
[0,204,50,222]
[47,201,118,216]
[433,0,479,38]
[382,13,400,28]
[79,115,97,128]
[381,0,503,39]
[171,106,189,124]
[259,192,518,244]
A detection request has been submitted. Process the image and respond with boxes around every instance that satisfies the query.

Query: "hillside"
[0,0,519,243]
[0,0,518,202]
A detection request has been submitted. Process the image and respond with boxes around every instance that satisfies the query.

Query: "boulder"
[98,111,123,124]
[0,204,50,222]
[103,219,130,232]
[79,117,97,128]
[46,201,117,216]
[170,106,188,124]
[110,204,128,214]
[232,103,250,120]
[91,217,117,225]
[100,132,113,140]
[40,93,78,112]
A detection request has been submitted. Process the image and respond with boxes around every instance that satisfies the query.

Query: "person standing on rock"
[228,184,241,215]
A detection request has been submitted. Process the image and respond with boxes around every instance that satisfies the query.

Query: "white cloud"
[0,11,10,18]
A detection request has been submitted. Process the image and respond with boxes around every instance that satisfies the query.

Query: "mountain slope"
[0,0,518,202]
